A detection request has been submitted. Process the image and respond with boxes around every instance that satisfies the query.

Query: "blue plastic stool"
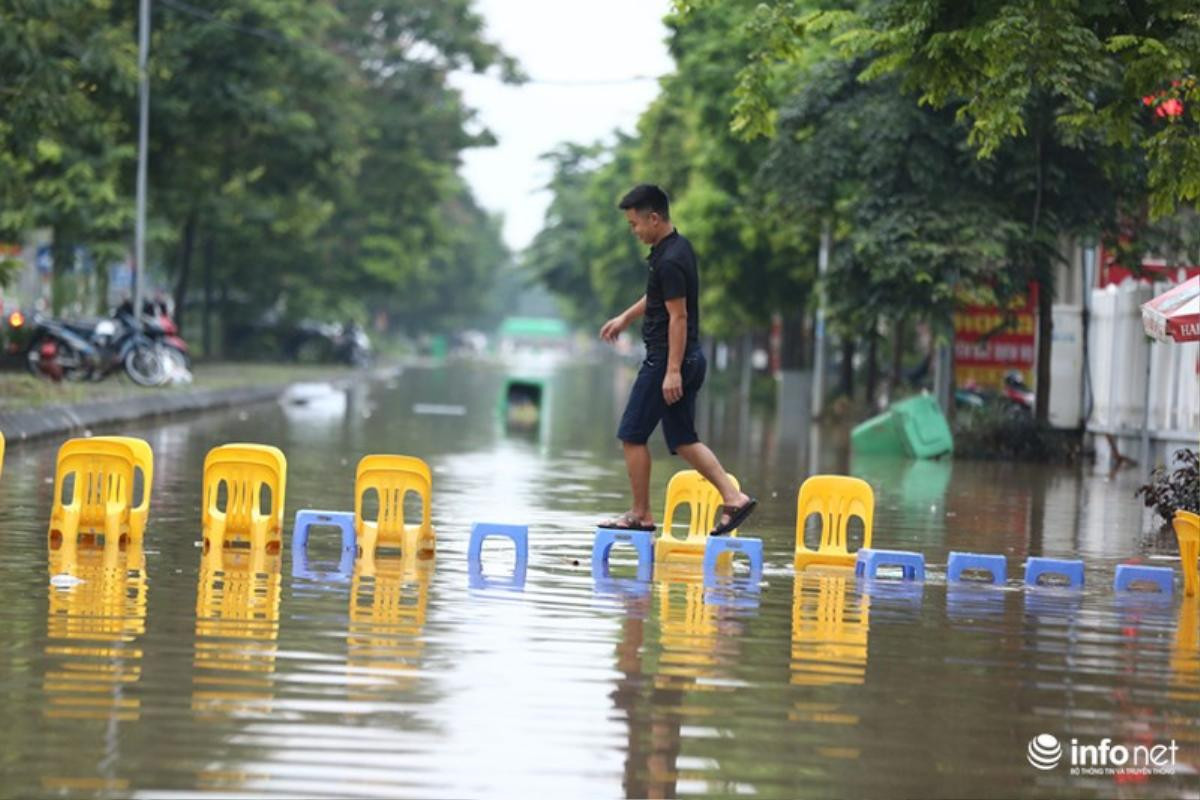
[592,528,654,581]
[293,509,358,554]
[947,551,1007,585]
[702,537,764,586]
[468,523,529,572]
[1114,564,1174,595]
[1024,557,1084,588]
[855,548,925,581]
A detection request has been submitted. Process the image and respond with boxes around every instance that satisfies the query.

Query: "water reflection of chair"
[656,470,740,563]
[192,548,282,718]
[0,428,5,478]
[201,444,287,554]
[1169,594,1199,703]
[43,543,147,721]
[347,553,433,696]
[794,475,874,571]
[790,574,870,687]
[48,437,154,569]
[355,455,435,561]
[653,563,722,691]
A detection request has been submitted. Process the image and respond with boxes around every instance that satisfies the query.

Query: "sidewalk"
[0,363,387,442]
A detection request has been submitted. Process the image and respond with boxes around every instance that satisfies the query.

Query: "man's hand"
[662,369,683,405]
[600,314,627,343]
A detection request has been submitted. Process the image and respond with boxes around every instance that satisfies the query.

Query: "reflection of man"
[600,184,755,535]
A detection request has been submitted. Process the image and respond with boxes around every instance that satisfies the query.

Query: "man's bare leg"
[675,441,752,524]
[621,440,655,525]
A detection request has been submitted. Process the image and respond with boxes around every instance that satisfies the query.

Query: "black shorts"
[617,348,707,454]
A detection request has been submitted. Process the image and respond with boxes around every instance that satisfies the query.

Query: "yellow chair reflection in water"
[1170,593,1199,702]
[347,552,433,696]
[355,455,435,561]
[192,547,282,718]
[201,444,287,554]
[790,573,870,688]
[0,428,5,479]
[656,469,740,563]
[653,562,722,691]
[43,543,147,722]
[48,436,154,569]
[794,475,874,571]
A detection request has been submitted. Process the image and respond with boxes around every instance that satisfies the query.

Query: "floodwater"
[0,358,1196,799]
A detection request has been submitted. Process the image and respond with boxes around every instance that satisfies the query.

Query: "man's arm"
[600,295,646,342]
[662,296,687,404]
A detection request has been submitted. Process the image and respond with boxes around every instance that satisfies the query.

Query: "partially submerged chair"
[1175,509,1199,597]
[48,436,154,567]
[201,444,287,553]
[355,455,435,559]
[656,469,740,562]
[794,475,874,571]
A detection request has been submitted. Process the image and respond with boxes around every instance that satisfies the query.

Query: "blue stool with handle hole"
[1114,564,1173,595]
[855,548,925,581]
[948,551,1007,585]
[468,522,529,573]
[1024,557,1084,588]
[592,528,654,582]
[702,536,763,586]
[293,509,358,554]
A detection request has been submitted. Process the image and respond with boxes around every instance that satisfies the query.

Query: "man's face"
[624,208,661,245]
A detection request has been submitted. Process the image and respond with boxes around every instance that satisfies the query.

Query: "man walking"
[599,184,756,535]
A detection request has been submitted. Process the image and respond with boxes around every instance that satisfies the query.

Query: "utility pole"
[134,0,150,322]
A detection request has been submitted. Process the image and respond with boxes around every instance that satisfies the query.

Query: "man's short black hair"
[618,184,670,220]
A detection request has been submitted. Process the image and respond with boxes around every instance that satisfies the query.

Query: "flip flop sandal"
[600,511,657,532]
[709,497,758,536]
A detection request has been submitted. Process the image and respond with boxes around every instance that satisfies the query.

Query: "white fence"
[1088,278,1199,445]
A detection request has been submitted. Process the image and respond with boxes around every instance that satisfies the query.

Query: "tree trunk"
[1035,272,1053,423]
[202,233,215,359]
[50,232,73,316]
[890,316,907,396]
[173,211,197,335]
[779,309,809,370]
[839,338,856,398]
[865,324,878,409]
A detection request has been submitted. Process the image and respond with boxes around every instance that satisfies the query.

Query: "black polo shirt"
[642,229,699,357]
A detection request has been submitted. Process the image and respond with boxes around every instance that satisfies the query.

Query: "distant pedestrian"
[599,184,756,535]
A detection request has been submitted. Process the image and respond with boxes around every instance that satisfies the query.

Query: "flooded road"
[0,359,1195,798]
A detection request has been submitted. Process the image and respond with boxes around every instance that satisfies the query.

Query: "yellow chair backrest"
[355,455,432,545]
[1175,509,1200,597]
[90,436,154,527]
[51,437,142,533]
[662,469,741,542]
[202,444,287,539]
[795,475,874,568]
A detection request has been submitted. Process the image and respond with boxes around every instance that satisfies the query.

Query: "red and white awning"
[1141,276,1200,343]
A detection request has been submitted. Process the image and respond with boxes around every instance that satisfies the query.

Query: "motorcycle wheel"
[124,344,167,387]
[26,333,88,382]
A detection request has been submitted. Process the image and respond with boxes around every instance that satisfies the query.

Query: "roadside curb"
[0,368,394,444]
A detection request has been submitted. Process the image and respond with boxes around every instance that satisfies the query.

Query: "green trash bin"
[891,394,953,458]
[850,410,906,456]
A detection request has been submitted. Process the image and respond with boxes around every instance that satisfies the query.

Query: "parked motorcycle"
[120,299,192,382]
[25,306,166,386]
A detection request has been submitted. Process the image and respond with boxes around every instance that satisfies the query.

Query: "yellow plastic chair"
[656,469,740,562]
[355,454,435,559]
[0,429,5,480]
[1175,509,1200,597]
[794,475,874,571]
[48,436,154,566]
[202,444,287,553]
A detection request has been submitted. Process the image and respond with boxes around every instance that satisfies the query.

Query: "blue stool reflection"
[593,576,652,599]
[948,552,1006,585]
[293,509,358,554]
[855,548,925,581]
[1114,564,1174,595]
[468,523,528,589]
[702,536,763,587]
[1024,557,1084,589]
[592,528,654,582]
[292,540,356,581]
[703,579,762,609]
